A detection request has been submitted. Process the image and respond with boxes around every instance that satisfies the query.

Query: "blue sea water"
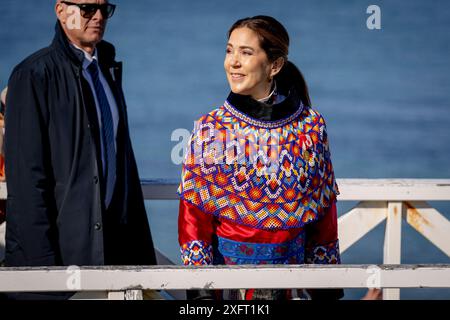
[1,0,449,299]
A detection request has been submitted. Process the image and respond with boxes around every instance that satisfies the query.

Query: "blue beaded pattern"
[217,232,305,265]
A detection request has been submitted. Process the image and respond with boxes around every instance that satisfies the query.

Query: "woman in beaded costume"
[178,16,343,300]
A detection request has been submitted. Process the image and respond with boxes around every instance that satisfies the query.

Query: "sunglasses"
[61,1,116,19]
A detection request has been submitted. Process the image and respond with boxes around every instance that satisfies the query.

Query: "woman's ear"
[270,57,285,78]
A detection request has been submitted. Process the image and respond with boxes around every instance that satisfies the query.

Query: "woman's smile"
[230,73,246,81]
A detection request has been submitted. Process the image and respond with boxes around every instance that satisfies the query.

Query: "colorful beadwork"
[218,232,305,265]
[180,240,213,265]
[178,101,339,230]
[305,239,341,264]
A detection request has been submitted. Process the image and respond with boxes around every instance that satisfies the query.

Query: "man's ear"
[270,57,285,78]
[55,2,66,23]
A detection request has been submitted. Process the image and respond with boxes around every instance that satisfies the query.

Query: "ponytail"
[276,61,311,106]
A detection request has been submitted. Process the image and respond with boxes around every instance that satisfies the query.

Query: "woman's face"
[224,27,275,100]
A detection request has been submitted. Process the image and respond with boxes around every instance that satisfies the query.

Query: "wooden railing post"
[107,290,143,300]
[0,222,5,262]
[125,289,143,300]
[383,201,404,300]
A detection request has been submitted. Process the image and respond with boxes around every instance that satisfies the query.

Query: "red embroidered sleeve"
[305,201,341,264]
[178,200,215,265]
[304,201,344,299]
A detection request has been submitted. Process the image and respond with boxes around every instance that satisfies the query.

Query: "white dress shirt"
[72,44,119,176]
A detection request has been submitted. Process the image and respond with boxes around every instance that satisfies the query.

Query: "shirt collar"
[70,43,99,70]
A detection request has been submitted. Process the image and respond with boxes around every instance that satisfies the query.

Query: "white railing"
[1,179,450,300]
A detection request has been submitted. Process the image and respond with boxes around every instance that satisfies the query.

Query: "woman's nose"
[230,53,241,67]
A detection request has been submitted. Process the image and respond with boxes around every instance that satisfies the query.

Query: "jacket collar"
[51,21,117,68]
[226,84,302,122]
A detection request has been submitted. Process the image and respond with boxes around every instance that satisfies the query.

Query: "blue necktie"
[87,59,116,207]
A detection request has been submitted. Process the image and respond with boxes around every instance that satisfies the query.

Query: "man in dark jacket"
[4,0,157,298]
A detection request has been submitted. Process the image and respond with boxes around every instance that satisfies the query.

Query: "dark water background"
[1,0,449,299]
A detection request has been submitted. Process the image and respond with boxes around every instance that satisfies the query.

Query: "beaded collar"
[223,86,304,129]
[223,100,304,129]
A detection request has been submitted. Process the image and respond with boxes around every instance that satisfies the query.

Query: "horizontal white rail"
[0,264,449,292]
[1,179,450,201]
[143,179,450,201]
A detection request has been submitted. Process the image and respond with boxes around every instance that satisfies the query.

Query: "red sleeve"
[304,201,344,300]
[178,199,215,245]
[305,202,338,246]
[305,201,341,265]
[178,199,216,265]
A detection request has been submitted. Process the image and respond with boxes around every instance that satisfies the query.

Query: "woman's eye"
[226,48,232,54]
[242,51,252,55]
